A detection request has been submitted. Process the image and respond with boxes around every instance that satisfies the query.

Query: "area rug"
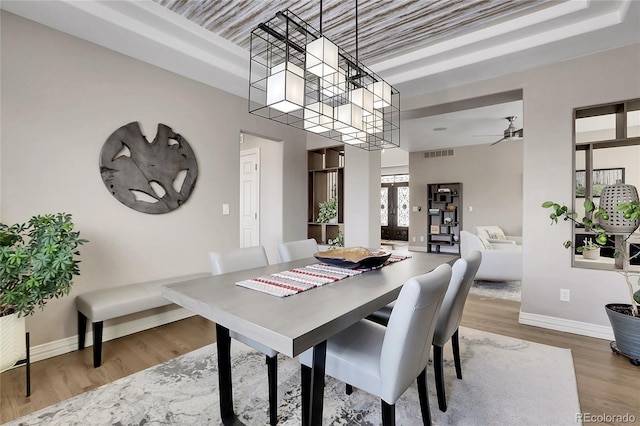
[7,327,580,425]
[469,280,521,302]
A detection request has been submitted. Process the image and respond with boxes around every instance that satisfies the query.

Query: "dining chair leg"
[301,365,311,426]
[452,329,462,379]
[381,400,396,426]
[266,355,278,425]
[433,344,447,412]
[345,384,353,395]
[417,368,432,426]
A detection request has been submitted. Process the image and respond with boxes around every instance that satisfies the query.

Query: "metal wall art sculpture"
[99,122,198,214]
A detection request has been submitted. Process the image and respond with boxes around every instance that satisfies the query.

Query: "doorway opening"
[239,133,283,263]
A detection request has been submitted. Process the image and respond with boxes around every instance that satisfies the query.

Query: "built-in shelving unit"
[307,146,345,245]
[427,183,462,254]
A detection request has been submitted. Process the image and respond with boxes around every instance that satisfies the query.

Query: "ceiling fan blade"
[490,137,506,146]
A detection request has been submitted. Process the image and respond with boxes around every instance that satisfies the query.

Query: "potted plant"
[328,231,344,249]
[317,198,338,224]
[581,238,601,260]
[0,213,87,371]
[542,194,640,365]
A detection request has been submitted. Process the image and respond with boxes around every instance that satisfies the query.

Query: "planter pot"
[0,312,26,372]
[329,217,338,224]
[605,303,640,361]
[582,248,600,260]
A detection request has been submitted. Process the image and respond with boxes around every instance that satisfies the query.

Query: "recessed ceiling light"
[433,127,447,131]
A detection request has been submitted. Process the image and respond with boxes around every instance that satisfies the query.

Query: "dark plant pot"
[605,303,640,359]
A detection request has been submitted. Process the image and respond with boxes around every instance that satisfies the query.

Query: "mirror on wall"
[573,99,640,271]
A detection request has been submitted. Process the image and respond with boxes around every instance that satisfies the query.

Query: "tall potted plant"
[542,191,640,365]
[0,213,86,371]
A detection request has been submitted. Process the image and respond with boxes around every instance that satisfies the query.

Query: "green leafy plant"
[0,213,87,317]
[542,199,640,316]
[317,198,337,223]
[328,231,344,249]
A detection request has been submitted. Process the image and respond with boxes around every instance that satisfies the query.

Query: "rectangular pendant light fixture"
[266,62,305,113]
[368,81,392,109]
[249,9,400,151]
[306,37,339,77]
[351,87,374,116]
[304,102,334,133]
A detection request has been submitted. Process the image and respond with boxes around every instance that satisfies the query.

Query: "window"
[573,98,640,270]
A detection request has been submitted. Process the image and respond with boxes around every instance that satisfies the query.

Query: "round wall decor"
[99,122,198,214]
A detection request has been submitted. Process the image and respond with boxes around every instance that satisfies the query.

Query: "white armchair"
[460,230,522,281]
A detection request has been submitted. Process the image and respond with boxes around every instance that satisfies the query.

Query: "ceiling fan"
[488,116,524,145]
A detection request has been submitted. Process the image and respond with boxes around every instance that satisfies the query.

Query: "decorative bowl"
[314,247,391,269]
[446,205,457,211]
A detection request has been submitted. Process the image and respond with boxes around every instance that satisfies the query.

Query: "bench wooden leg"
[92,321,103,368]
[78,311,87,350]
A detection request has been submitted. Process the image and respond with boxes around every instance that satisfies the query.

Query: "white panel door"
[240,148,260,248]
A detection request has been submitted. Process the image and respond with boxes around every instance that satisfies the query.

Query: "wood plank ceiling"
[153,0,558,64]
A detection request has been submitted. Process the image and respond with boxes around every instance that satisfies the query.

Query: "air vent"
[423,149,454,159]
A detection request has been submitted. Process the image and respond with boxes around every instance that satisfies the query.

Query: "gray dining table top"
[162,252,457,358]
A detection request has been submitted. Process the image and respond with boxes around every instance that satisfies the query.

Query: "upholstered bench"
[76,272,210,367]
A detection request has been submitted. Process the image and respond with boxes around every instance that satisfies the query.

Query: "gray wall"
[404,42,640,336]
[0,11,308,346]
[408,141,523,250]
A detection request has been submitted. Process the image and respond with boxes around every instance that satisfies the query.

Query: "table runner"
[236,254,409,297]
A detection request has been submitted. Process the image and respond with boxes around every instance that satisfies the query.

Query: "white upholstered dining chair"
[208,245,279,425]
[298,263,452,426]
[277,238,319,262]
[432,250,482,412]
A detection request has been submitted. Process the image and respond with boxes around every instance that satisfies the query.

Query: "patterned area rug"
[8,327,580,425]
[469,280,521,302]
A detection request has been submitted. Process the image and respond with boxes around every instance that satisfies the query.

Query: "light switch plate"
[222,204,230,215]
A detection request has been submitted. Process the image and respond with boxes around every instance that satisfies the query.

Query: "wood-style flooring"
[2,295,638,425]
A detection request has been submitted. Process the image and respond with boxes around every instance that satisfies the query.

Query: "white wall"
[405,42,640,337]
[408,141,523,250]
[0,11,308,346]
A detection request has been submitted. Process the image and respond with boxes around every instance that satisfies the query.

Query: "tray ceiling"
[153,0,556,64]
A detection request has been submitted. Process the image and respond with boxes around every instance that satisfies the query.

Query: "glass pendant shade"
[306,37,339,77]
[304,102,334,133]
[320,69,346,97]
[351,87,374,116]
[368,81,392,109]
[335,103,363,134]
[267,62,305,113]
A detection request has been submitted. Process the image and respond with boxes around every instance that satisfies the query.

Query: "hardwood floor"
[2,295,638,424]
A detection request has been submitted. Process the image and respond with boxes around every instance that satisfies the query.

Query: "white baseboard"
[408,246,428,252]
[519,311,614,340]
[30,308,196,363]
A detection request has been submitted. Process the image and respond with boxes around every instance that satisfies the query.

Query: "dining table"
[162,251,457,426]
